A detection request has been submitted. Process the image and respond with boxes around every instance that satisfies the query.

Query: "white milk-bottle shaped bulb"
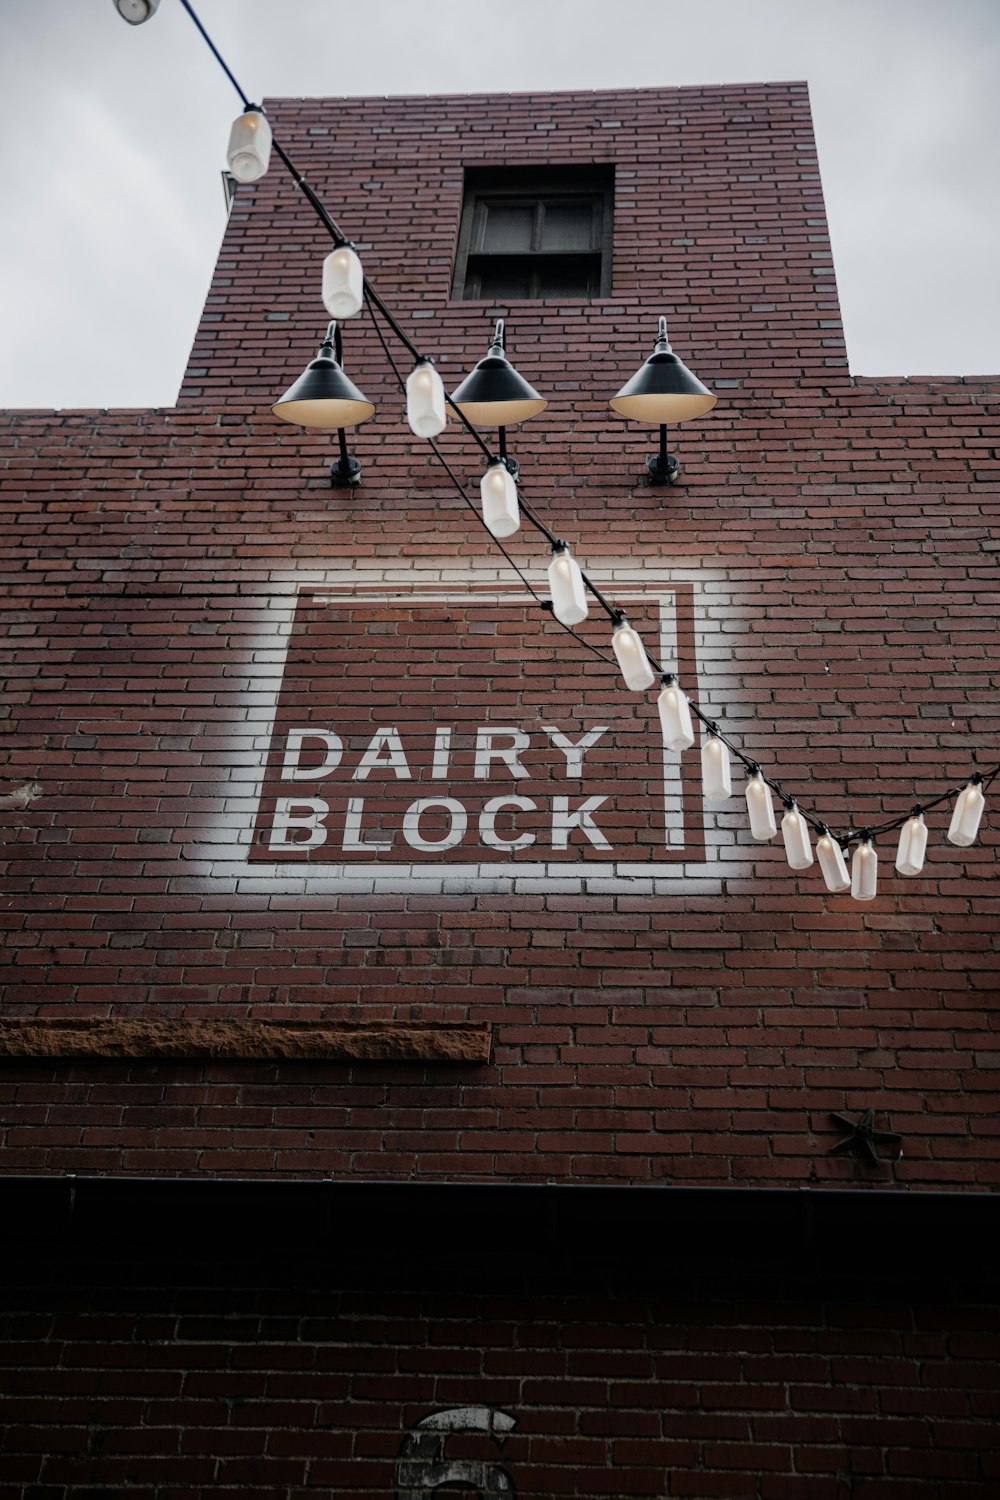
[744,770,777,840]
[781,801,814,870]
[480,463,520,538]
[817,833,851,893]
[547,544,588,626]
[895,813,928,876]
[657,676,695,752]
[406,360,446,438]
[611,620,656,691]
[947,778,985,847]
[851,838,878,900]
[226,109,273,183]
[322,245,365,319]
[701,731,732,802]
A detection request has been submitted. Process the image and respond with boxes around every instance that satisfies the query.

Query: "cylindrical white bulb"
[947,779,986,848]
[611,622,656,691]
[114,0,160,21]
[817,834,851,893]
[547,546,588,626]
[322,245,364,319]
[744,771,777,840]
[657,679,695,752]
[701,733,732,802]
[895,813,928,876]
[851,839,878,900]
[405,361,446,438]
[480,463,520,538]
[226,110,273,184]
[781,802,814,870]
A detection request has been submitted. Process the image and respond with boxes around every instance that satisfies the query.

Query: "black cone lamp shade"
[451,320,547,427]
[272,324,375,430]
[610,317,716,424]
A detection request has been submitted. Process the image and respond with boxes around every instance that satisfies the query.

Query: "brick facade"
[1,82,998,1496]
[3,1282,998,1499]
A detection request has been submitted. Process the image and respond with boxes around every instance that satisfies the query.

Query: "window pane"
[540,202,595,252]
[476,265,532,300]
[480,204,534,253]
[453,167,613,300]
[534,259,597,298]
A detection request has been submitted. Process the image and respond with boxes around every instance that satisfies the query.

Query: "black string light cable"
[840,764,1000,849]
[177,1,502,469]
[177,0,800,750]
[170,0,996,872]
[369,298,1000,849]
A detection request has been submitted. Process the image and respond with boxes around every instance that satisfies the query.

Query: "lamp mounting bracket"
[647,423,680,485]
[330,426,361,487]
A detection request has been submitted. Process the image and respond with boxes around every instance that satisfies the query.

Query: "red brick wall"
[182,82,845,406]
[1,82,998,1188]
[2,1283,999,1498]
[1,381,997,1187]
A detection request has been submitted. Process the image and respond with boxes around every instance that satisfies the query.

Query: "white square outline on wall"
[194,576,717,895]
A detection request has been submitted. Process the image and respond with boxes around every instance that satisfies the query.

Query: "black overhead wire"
[176,0,997,856]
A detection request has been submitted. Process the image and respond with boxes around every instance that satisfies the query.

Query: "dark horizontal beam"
[0,1018,491,1065]
[2,1176,998,1296]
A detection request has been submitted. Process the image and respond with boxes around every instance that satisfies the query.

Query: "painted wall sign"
[250,588,702,865]
[396,1406,516,1498]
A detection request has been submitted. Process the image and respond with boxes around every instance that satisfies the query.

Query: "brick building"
[1,82,999,1497]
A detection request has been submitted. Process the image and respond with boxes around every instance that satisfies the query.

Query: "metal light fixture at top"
[610,316,716,484]
[451,319,547,479]
[272,321,374,486]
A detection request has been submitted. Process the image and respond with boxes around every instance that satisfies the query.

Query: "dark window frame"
[452,166,614,302]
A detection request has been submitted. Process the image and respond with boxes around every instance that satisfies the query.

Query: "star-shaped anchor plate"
[829,1109,902,1166]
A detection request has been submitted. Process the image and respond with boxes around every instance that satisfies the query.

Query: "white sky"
[1,0,998,410]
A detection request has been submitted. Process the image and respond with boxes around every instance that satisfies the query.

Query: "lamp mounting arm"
[320,320,345,367]
[497,425,519,481]
[655,315,672,353]
[489,318,506,356]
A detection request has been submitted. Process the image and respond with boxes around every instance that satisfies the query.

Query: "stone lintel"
[0,1018,491,1065]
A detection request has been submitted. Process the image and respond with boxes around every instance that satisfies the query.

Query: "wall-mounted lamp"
[610,316,716,484]
[451,320,547,481]
[272,321,374,486]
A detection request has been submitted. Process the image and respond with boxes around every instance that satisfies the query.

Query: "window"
[452,166,613,302]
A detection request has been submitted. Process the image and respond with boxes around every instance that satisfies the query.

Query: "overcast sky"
[1,0,997,409]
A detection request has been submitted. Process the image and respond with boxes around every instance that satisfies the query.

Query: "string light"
[701,729,733,802]
[226,108,272,183]
[322,245,365,320]
[547,543,589,627]
[405,359,447,439]
[745,770,777,841]
[895,811,928,877]
[947,775,986,847]
[113,0,160,21]
[480,463,520,539]
[657,675,695,753]
[137,0,996,898]
[611,618,656,692]
[851,838,878,901]
[781,800,814,871]
[817,830,851,893]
